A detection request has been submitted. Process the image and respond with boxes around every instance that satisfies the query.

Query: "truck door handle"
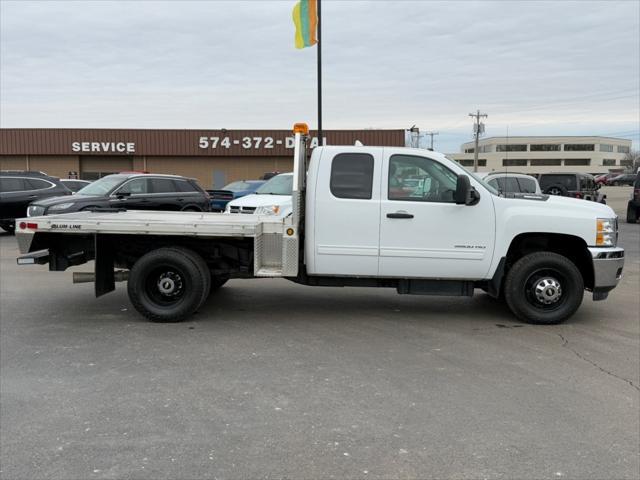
[387,212,414,219]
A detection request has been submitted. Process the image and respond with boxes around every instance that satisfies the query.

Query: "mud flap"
[94,234,115,297]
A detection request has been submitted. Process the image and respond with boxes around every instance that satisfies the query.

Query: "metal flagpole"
[317,0,322,145]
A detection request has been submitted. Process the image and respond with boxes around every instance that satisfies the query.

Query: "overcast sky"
[1,0,638,152]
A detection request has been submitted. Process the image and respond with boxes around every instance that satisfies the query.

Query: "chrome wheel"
[157,271,183,297]
[533,277,562,305]
[524,269,568,311]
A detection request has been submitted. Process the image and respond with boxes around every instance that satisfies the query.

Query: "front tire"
[627,205,637,224]
[504,252,584,325]
[127,247,209,322]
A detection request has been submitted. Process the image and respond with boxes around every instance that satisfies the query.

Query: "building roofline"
[462,135,633,144]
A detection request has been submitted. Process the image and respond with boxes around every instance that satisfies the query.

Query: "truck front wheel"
[504,252,584,324]
[127,248,209,322]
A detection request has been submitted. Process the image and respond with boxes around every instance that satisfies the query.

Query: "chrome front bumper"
[588,246,624,300]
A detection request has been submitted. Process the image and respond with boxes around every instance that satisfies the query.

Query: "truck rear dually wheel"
[127,247,209,322]
[504,252,584,325]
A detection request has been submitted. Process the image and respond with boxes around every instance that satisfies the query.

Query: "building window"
[530,144,560,151]
[564,159,591,166]
[479,145,492,153]
[621,158,633,166]
[497,144,527,152]
[457,159,487,167]
[330,153,374,199]
[530,159,562,166]
[503,159,528,167]
[464,148,475,153]
[602,159,616,166]
[599,144,613,152]
[564,144,594,151]
[617,145,630,153]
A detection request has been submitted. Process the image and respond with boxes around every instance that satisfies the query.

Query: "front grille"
[229,206,257,214]
[27,205,45,217]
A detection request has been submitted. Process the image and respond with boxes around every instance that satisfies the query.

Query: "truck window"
[330,153,374,199]
[388,155,457,202]
[516,177,537,193]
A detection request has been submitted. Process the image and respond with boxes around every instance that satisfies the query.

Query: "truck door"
[378,150,495,279]
[311,148,382,276]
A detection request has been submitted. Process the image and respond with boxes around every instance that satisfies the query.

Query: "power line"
[469,110,488,173]
[424,131,439,150]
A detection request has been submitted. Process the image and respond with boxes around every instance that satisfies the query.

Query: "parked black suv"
[27,173,211,217]
[537,172,605,203]
[0,171,72,233]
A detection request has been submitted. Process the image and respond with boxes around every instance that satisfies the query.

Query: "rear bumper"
[588,247,624,300]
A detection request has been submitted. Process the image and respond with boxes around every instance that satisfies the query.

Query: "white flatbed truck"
[15,123,624,324]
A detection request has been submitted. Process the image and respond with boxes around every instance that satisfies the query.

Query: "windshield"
[223,181,256,192]
[75,175,128,196]
[255,174,293,195]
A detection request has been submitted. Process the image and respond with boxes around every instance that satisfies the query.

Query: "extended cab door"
[378,149,495,279]
[310,147,382,276]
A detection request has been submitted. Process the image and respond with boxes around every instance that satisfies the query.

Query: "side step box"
[397,279,474,296]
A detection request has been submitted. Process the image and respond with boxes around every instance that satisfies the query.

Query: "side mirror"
[455,175,480,205]
[116,191,131,199]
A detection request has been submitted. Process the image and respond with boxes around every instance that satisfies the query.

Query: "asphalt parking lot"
[1,187,638,480]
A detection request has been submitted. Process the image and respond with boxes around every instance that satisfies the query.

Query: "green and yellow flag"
[292,0,318,49]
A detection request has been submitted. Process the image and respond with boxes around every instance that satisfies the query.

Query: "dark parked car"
[207,180,266,212]
[537,172,605,203]
[27,173,211,217]
[60,179,92,193]
[608,173,637,186]
[626,173,640,223]
[0,171,72,233]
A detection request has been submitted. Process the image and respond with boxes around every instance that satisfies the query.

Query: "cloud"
[1,0,638,152]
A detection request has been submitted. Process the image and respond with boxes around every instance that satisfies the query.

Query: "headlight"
[49,202,75,211]
[254,205,281,216]
[596,217,617,246]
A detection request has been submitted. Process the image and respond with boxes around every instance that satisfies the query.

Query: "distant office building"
[448,136,633,174]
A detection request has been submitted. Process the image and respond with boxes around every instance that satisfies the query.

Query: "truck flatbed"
[19,210,283,238]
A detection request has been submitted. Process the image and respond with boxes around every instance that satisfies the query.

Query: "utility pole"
[468,110,488,172]
[425,131,439,150]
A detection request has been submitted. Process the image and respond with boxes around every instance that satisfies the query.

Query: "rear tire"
[504,252,584,325]
[627,205,638,224]
[127,247,209,322]
[165,247,211,311]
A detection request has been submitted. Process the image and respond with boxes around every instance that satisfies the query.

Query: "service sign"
[71,141,136,153]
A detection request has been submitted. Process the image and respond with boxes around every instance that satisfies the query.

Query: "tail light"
[574,193,583,199]
[634,188,640,200]
[19,222,38,230]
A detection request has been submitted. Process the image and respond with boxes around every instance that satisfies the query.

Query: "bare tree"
[621,150,640,172]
